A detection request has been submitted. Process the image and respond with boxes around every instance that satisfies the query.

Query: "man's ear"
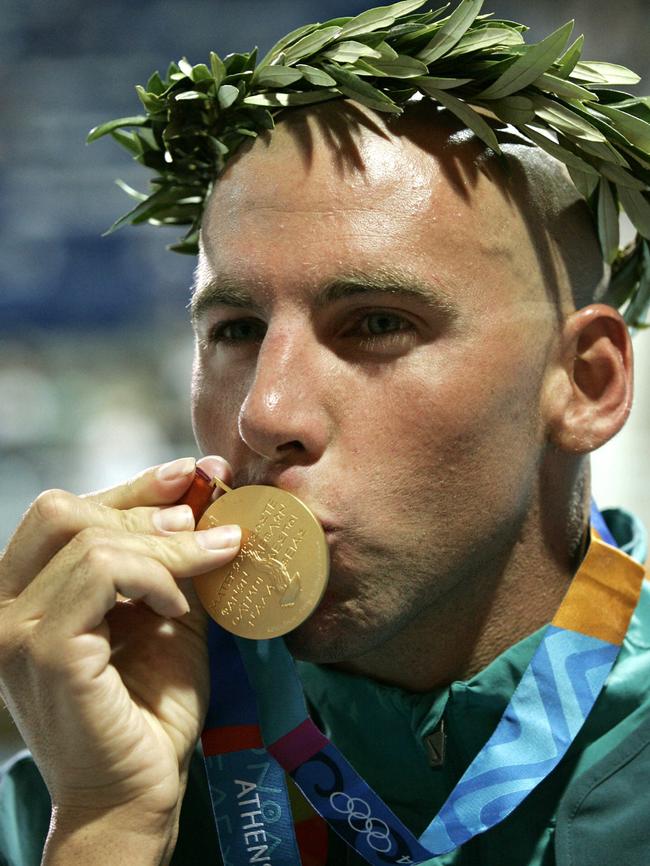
[543,304,633,453]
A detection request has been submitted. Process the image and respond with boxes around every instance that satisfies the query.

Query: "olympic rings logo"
[330,791,393,853]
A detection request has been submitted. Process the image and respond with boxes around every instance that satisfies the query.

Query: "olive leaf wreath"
[88,0,650,327]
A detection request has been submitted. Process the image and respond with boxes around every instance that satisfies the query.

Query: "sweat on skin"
[190,99,632,692]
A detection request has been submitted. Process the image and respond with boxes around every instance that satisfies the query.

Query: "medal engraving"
[194,486,329,639]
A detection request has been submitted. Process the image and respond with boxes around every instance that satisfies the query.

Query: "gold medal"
[193,483,329,639]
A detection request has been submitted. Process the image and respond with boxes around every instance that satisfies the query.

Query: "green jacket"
[1,509,648,866]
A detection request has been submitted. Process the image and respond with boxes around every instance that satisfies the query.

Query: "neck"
[335,470,589,692]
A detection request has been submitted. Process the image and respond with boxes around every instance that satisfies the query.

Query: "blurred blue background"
[1,0,649,756]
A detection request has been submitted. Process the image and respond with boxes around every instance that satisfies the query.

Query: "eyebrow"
[190,267,459,323]
[191,275,266,321]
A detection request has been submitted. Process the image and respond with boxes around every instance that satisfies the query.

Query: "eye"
[360,311,411,336]
[207,317,267,345]
[338,308,419,357]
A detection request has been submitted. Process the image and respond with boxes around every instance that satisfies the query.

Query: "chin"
[285,628,356,665]
[284,594,390,664]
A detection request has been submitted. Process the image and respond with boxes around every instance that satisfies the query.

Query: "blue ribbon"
[202,622,303,866]
[235,636,310,743]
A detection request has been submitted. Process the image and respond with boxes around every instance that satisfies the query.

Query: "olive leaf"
[533,73,596,103]
[103,185,202,235]
[258,23,319,69]
[479,20,574,100]
[135,85,165,113]
[254,66,304,88]
[600,163,647,191]
[210,52,227,87]
[325,64,402,113]
[612,96,650,122]
[282,26,342,65]
[192,64,213,82]
[359,55,430,78]
[623,241,650,327]
[87,116,148,142]
[521,125,598,173]
[567,165,600,200]
[420,84,501,152]
[531,95,607,142]
[488,95,535,125]
[109,129,145,157]
[115,179,148,201]
[145,71,166,95]
[243,90,339,108]
[617,187,650,238]
[296,64,338,86]
[556,35,584,80]
[590,103,650,151]
[321,40,384,63]
[338,0,429,38]
[417,0,483,64]
[178,58,195,79]
[218,84,240,110]
[175,90,211,102]
[597,180,620,264]
[571,61,641,87]
[577,138,630,167]
[89,0,650,326]
[607,244,643,309]
[413,75,471,89]
[375,41,399,60]
[446,25,524,56]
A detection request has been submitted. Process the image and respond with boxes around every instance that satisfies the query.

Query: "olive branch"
[88,0,650,327]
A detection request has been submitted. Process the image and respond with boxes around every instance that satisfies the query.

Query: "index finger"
[0,456,234,604]
[83,455,233,510]
[0,497,194,604]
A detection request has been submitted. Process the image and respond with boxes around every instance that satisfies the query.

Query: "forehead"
[197,102,541,311]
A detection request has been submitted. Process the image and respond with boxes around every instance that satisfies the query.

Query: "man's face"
[191,105,560,663]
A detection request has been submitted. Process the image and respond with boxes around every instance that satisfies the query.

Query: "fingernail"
[157,457,196,481]
[153,505,195,533]
[196,524,241,551]
[176,594,191,616]
[168,593,191,618]
[197,455,231,480]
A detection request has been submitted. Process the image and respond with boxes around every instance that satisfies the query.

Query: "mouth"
[232,473,339,537]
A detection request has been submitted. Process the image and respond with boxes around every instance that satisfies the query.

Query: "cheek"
[345,337,546,527]
[190,362,213,453]
[414,360,539,475]
[191,356,246,457]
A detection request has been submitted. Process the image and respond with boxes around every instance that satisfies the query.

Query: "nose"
[237,324,332,463]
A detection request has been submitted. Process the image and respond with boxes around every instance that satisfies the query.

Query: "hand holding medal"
[178,468,329,639]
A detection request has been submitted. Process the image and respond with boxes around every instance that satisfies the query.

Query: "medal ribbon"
[203,505,645,864]
[201,621,304,866]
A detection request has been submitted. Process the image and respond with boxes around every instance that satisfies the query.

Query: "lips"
[232,473,338,535]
